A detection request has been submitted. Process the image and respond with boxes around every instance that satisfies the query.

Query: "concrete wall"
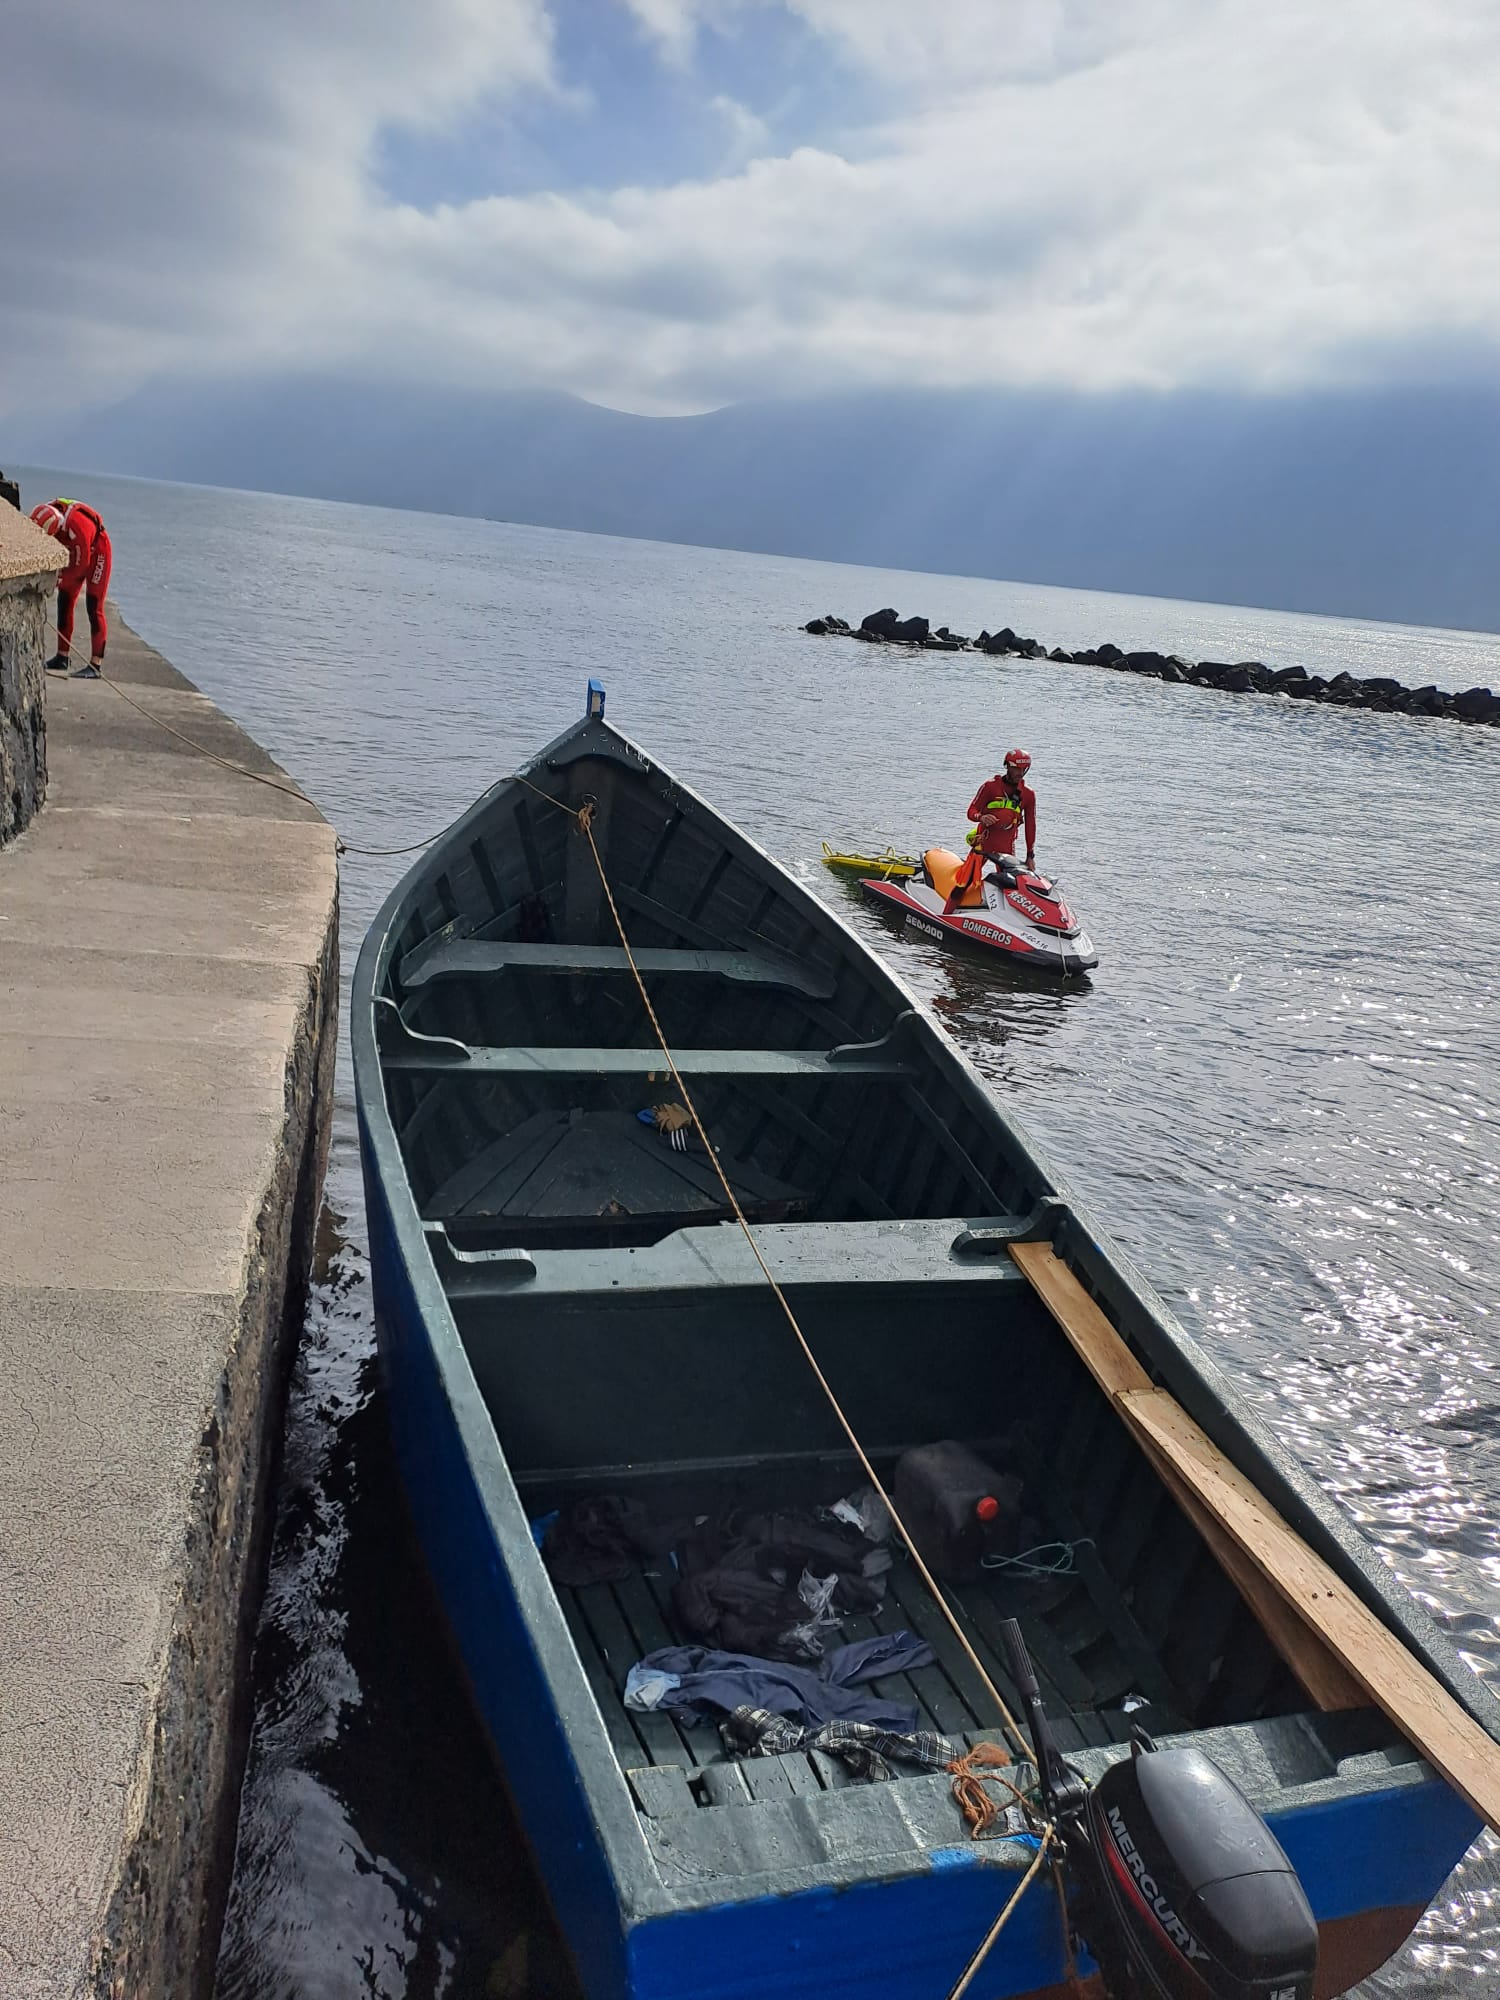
[0,611,338,1998]
[0,504,62,844]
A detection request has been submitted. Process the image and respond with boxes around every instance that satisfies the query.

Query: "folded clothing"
[629,1631,935,1732]
[720,1704,959,1783]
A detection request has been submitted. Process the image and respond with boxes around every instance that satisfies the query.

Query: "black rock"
[892,615,930,642]
[922,636,962,651]
[1159,661,1186,683]
[860,607,900,638]
[1049,648,1070,662]
[1453,686,1500,722]
[804,619,829,635]
[1360,676,1402,697]
[1218,666,1254,693]
[1271,664,1308,686]
[1096,643,1123,664]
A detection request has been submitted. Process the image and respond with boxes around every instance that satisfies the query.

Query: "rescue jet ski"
[862,845,1098,974]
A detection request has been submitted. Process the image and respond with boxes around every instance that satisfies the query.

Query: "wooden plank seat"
[399,938,837,1003]
[382,1044,919,1080]
[427,1214,1042,1299]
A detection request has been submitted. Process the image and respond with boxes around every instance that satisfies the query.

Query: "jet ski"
[861,845,1098,974]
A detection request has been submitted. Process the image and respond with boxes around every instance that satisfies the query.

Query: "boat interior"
[372,746,1413,1814]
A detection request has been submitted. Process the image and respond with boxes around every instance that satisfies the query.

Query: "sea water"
[18,466,1499,1998]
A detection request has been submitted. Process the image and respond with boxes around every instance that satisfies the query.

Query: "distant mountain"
[11,377,1500,630]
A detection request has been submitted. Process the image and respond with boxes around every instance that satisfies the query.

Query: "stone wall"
[0,506,63,845]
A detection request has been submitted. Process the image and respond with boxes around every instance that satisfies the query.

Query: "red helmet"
[1004,748,1031,774]
[30,502,65,538]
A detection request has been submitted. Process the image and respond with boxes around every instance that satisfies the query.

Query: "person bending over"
[31,498,113,678]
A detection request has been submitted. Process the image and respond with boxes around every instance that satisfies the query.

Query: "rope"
[981,1538,1094,1578]
[86,663,312,806]
[78,658,458,854]
[516,775,1032,1762]
[948,1741,1035,1838]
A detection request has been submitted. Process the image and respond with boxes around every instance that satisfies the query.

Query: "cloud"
[5,0,1500,425]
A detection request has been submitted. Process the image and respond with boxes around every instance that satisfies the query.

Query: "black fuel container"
[893,1441,1022,1581]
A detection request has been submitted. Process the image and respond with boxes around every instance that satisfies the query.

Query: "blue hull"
[361,1122,1479,2000]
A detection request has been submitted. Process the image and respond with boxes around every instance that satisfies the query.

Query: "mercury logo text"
[1106,1807,1210,1963]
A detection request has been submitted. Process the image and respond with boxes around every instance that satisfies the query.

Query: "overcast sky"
[5,0,1500,422]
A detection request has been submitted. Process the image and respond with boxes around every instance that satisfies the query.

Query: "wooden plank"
[560,1598,651,1766]
[1144,1446,1366,1714]
[1009,1242,1155,1398]
[1124,1393,1467,1744]
[1011,1241,1364,1714]
[1010,1241,1500,1830]
[627,1765,697,1818]
[778,1753,825,1798]
[383,1045,916,1081]
[739,1756,797,1802]
[699,1763,753,1807]
[400,939,835,1002]
[573,1584,685,1769]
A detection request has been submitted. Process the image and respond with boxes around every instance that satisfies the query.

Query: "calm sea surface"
[21,467,1500,1998]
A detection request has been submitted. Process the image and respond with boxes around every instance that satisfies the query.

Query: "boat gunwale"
[350,709,1500,1926]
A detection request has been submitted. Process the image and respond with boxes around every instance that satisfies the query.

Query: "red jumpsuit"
[966,775,1036,860]
[41,500,112,663]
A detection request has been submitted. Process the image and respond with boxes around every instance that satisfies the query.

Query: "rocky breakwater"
[804,608,1500,727]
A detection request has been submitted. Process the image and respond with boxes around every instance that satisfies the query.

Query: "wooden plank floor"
[555,1545,1179,1803]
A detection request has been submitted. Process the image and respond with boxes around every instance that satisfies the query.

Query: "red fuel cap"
[975,1495,1001,1522]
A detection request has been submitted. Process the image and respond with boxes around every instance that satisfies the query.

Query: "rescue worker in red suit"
[967,750,1036,864]
[30,499,113,678]
[944,750,1037,913]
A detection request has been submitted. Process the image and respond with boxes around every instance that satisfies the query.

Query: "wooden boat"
[352,689,1499,2000]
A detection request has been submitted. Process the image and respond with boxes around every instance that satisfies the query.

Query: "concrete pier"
[0,610,338,1996]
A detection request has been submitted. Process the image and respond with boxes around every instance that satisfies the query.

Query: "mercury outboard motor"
[999,1619,1318,2000]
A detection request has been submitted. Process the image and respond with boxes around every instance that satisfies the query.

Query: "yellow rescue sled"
[820,841,918,880]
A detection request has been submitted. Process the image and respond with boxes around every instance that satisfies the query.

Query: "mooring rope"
[78,657,468,854]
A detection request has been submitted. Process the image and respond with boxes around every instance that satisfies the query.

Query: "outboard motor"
[999,1620,1318,2000]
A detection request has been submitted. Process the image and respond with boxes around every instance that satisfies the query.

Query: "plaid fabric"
[721,1704,959,1782]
